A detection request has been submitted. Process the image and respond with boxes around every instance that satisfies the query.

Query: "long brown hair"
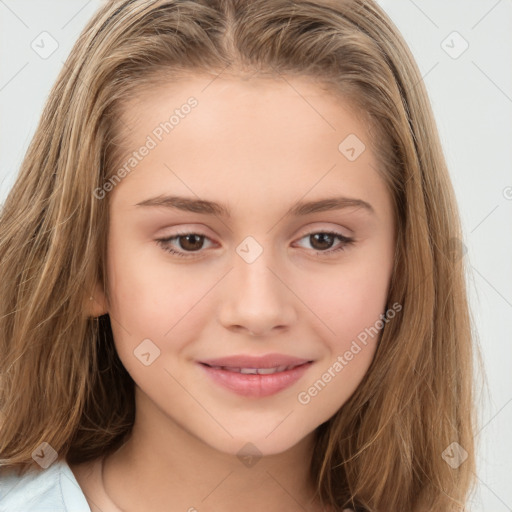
[0,1,479,510]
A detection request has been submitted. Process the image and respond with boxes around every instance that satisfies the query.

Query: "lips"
[205,365,298,375]
[197,353,314,398]
[199,353,312,371]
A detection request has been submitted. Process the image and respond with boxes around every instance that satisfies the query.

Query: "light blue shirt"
[0,459,90,511]
[1,459,357,511]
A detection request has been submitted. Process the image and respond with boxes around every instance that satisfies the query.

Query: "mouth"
[197,357,314,398]
[199,362,309,374]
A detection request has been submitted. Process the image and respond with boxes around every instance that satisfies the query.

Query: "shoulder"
[0,458,91,511]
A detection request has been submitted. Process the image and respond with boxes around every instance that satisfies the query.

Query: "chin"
[200,424,314,460]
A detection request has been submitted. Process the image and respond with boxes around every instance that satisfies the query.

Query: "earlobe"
[85,281,108,318]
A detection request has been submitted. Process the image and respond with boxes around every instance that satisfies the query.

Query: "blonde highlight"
[0,1,478,510]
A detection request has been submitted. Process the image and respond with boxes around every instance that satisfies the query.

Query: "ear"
[84,280,108,318]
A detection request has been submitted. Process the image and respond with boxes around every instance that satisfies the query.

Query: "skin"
[72,74,396,512]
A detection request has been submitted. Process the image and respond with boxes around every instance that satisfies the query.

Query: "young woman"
[0,1,477,510]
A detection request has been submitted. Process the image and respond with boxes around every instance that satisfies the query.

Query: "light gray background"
[1,1,511,510]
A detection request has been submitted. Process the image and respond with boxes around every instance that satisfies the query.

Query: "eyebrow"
[135,195,375,217]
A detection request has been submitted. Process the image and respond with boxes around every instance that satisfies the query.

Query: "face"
[95,74,396,457]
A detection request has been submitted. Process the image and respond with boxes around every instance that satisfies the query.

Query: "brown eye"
[294,230,354,256]
[156,232,215,258]
[309,233,336,251]
[177,234,205,251]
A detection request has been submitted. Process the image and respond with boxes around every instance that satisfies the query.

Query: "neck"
[100,392,325,512]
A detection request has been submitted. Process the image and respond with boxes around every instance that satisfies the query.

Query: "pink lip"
[197,353,314,398]
[199,353,312,369]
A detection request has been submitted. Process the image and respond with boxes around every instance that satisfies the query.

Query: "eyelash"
[155,230,354,259]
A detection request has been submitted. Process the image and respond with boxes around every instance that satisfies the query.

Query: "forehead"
[117,73,373,158]
[109,74,388,217]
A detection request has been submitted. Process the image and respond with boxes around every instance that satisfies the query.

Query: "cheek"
[292,248,393,415]
[107,232,208,327]
[105,245,215,406]
[300,259,391,347]
[105,235,218,374]
[294,268,388,416]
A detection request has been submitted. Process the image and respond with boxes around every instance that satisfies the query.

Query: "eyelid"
[156,224,354,259]
[297,223,353,239]
[157,222,352,241]
[161,230,218,249]
[156,223,216,237]
[292,229,353,252]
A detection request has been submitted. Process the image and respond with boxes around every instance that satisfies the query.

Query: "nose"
[217,243,297,338]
